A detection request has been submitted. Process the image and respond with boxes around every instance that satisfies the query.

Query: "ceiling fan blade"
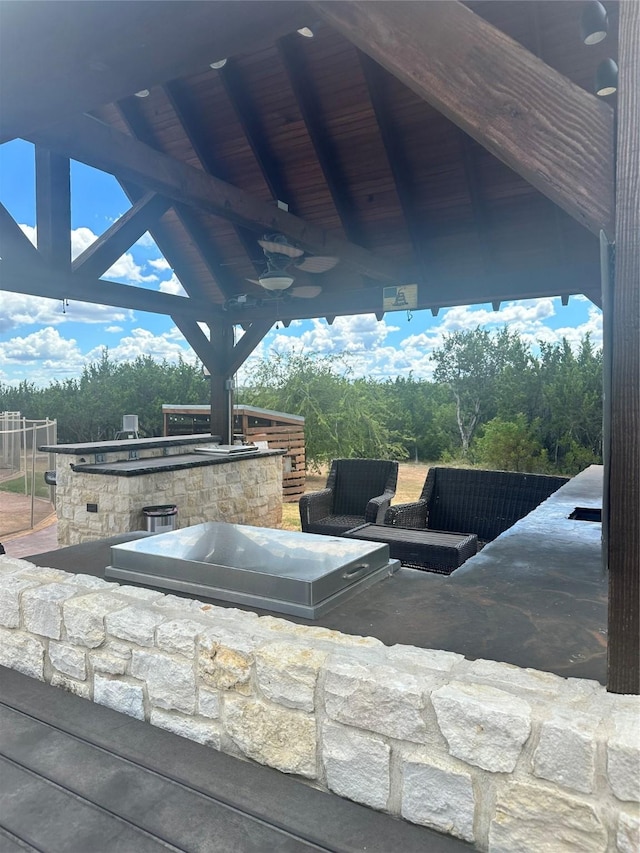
[290,285,322,299]
[258,238,304,258]
[246,278,261,285]
[294,255,339,273]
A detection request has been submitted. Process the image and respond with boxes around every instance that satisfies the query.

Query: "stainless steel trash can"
[142,504,178,533]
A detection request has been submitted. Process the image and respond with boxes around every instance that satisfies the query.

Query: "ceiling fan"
[247,234,339,294]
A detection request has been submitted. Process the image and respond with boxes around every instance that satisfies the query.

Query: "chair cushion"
[305,515,366,537]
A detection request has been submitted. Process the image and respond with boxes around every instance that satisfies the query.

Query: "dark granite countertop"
[40,433,221,455]
[70,449,284,477]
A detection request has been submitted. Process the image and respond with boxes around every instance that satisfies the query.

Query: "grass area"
[0,471,51,499]
[280,462,430,531]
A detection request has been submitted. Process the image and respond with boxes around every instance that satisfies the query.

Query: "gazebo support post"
[607,0,640,695]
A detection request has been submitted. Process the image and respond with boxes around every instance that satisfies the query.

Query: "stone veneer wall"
[0,555,638,852]
[54,452,283,545]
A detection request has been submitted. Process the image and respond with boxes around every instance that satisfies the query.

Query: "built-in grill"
[106,522,399,617]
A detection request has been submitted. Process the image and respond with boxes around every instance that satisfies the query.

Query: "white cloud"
[148,257,171,271]
[159,273,187,296]
[0,292,131,334]
[85,327,193,365]
[104,326,123,333]
[0,327,87,384]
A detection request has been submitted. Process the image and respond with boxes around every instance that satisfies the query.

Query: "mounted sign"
[383,284,418,311]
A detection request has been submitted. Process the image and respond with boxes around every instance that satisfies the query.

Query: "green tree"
[238,351,407,467]
[473,414,549,473]
[431,327,529,456]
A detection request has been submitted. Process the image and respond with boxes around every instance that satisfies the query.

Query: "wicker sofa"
[299,458,399,536]
[384,466,569,544]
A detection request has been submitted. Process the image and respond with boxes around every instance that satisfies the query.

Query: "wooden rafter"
[0,1,308,143]
[357,51,426,280]
[27,114,401,283]
[313,0,615,236]
[73,192,171,278]
[219,61,291,205]
[458,133,495,275]
[278,35,367,246]
[162,79,263,280]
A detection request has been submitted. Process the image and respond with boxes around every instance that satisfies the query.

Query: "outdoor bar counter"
[28,466,606,683]
[41,435,285,547]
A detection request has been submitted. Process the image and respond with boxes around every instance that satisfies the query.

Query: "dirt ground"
[0,491,56,540]
[280,461,429,531]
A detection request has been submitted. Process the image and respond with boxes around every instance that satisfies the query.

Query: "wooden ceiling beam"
[73,192,171,279]
[170,316,219,376]
[314,0,614,237]
[221,262,601,324]
[278,35,367,246]
[115,98,230,304]
[0,261,215,320]
[0,1,308,143]
[27,114,401,283]
[228,321,273,376]
[34,147,71,271]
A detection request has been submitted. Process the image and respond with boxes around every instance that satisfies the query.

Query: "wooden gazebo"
[0,1,637,693]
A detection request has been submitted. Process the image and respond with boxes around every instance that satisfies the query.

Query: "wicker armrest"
[299,489,333,527]
[384,499,429,528]
[365,489,397,523]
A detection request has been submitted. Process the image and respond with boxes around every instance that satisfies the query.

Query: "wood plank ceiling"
[1,1,617,326]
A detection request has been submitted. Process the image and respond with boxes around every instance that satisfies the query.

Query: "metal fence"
[0,413,57,537]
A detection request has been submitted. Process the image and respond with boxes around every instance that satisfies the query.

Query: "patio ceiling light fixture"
[134,89,150,98]
[209,59,227,69]
[595,58,618,96]
[258,271,295,291]
[297,27,314,38]
[581,1,609,45]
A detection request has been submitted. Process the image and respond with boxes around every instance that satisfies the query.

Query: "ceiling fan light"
[581,1,608,45]
[258,271,295,291]
[595,58,618,96]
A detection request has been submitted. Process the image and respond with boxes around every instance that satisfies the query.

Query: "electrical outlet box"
[87,503,98,513]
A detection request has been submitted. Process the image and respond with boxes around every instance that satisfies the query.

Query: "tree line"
[0,328,602,475]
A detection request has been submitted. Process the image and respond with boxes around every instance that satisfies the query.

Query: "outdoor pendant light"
[595,58,618,96]
[581,1,608,45]
[258,271,295,291]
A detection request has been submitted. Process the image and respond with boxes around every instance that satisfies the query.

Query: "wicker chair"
[384,466,569,544]
[299,458,399,536]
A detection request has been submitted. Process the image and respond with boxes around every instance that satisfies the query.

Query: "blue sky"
[0,138,602,389]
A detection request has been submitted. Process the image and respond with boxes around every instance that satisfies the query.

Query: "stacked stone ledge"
[0,555,638,852]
